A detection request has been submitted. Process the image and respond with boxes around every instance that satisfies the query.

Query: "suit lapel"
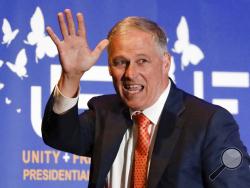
[148,83,186,188]
[91,103,133,187]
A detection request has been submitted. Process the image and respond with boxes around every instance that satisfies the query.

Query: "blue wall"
[0,0,249,187]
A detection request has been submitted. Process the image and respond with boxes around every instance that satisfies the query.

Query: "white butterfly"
[0,59,4,68]
[2,18,19,47]
[5,97,11,105]
[24,7,57,63]
[0,82,4,90]
[6,48,28,79]
[172,16,204,70]
[16,108,22,113]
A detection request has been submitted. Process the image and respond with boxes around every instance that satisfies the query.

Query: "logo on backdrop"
[0,7,249,138]
[172,16,204,70]
[24,7,57,62]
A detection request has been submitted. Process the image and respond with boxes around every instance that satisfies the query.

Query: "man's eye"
[137,59,148,64]
[112,60,127,67]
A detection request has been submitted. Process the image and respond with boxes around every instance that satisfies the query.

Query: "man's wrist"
[58,73,81,98]
[53,84,79,114]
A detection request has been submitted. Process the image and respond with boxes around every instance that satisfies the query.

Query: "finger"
[64,9,76,35]
[76,13,86,39]
[92,39,109,60]
[46,26,61,46]
[58,12,69,38]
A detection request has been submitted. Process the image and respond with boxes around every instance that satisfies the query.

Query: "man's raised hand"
[46,9,109,97]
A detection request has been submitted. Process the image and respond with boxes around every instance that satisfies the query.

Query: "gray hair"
[107,16,168,53]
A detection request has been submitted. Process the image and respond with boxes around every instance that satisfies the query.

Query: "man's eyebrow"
[134,53,150,58]
[110,54,150,61]
[136,53,147,56]
[135,54,151,60]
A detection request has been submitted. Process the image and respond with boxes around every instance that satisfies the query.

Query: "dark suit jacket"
[42,82,250,188]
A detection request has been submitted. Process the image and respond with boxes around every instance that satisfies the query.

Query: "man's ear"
[163,52,171,73]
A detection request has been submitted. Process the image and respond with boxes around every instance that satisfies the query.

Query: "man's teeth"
[124,84,143,92]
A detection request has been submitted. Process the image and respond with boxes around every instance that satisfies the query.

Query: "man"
[42,9,250,188]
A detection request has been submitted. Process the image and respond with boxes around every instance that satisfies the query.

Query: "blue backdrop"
[0,0,249,187]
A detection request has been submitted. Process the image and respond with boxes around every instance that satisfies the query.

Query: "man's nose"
[124,63,137,79]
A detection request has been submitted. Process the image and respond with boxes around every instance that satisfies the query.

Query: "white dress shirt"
[53,81,171,188]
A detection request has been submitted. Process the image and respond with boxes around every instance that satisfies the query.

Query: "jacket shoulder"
[87,94,125,111]
[182,90,225,116]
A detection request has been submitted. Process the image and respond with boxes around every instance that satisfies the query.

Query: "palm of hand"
[47,9,109,80]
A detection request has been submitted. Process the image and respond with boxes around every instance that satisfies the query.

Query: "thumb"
[91,39,109,60]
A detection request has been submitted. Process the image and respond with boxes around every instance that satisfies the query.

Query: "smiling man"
[108,27,170,110]
[42,9,250,188]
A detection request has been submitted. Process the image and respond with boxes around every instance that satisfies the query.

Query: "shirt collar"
[130,80,171,125]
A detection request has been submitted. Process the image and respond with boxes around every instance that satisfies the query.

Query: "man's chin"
[118,90,146,109]
[122,99,145,111]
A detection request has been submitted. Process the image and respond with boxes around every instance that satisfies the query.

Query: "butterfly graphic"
[24,7,57,63]
[16,108,22,113]
[1,18,19,47]
[0,82,4,90]
[5,97,11,105]
[6,48,28,79]
[0,59,4,68]
[172,16,204,70]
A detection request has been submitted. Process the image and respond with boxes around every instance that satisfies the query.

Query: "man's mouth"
[123,84,144,94]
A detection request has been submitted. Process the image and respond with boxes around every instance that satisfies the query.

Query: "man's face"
[108,29,170,110]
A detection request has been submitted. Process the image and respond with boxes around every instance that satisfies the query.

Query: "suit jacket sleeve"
[41,93,95,157]
[201,107,250,187]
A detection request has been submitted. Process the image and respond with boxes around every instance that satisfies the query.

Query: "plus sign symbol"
[62,152,71,163]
